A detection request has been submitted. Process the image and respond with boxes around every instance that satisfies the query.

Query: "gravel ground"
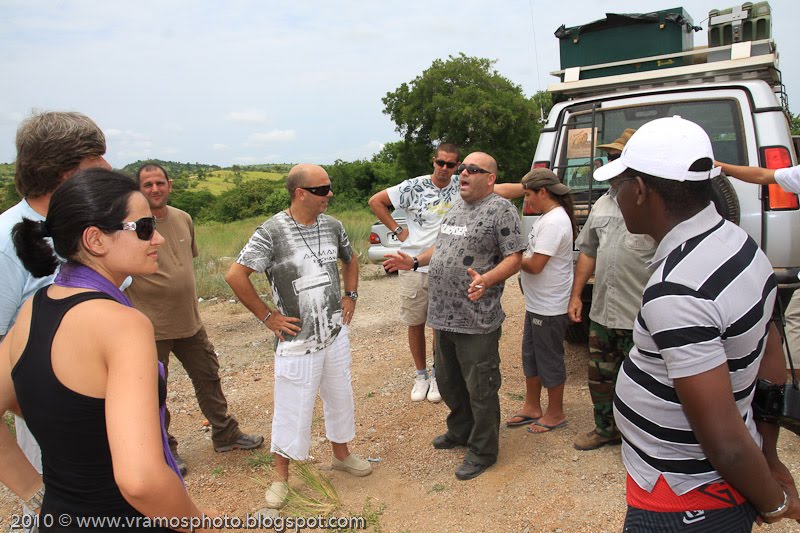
[3,263,800,532]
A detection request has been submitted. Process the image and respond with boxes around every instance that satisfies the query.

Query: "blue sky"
[1,0,797,168]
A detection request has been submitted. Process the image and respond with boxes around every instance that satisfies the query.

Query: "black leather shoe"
[431,434,465,449]
[455,459,492,480]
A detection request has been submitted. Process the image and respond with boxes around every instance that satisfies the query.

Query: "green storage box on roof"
[556,7,697,80]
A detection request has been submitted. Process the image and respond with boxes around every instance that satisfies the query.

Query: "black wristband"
[412,257,419,271]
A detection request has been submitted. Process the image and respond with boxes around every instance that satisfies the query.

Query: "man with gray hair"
[0,111,110,525]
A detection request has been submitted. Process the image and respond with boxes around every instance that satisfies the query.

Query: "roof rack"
[548,39,782,101]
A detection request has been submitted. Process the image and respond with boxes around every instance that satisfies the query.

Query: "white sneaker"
[427,375,441,403]
[265,481,288,509]
[411,375,430,402]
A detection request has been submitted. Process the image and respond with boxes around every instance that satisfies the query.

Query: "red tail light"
[369,232,381,245]
[532,161,550,169]
[763,146,799,210]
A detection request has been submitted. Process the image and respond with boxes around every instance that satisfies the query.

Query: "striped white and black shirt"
[614,203,777,496]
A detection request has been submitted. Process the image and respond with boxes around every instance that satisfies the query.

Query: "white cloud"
[246,130,297,146]
[105,128,154,161]
[365,140,385,153]
[233,156,260,164]
[225,109,268,124]
[162,121,184,132]
[212,143,229,150]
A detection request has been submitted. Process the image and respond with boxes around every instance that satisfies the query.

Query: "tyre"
[711,173,740,225]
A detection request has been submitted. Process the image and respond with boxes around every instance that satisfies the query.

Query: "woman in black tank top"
[0,170,211,531]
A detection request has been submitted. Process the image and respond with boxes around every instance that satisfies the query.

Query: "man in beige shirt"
[127,163,262,475]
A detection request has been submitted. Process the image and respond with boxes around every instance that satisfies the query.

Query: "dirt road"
[3,263,800,532]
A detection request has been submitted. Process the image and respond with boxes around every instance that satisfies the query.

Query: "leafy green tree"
[207,178,281,222]
[324,159,406,210]
[169,190,216,220]
[382,53,548,182]
[790,112,800,136]
[371,141,403,165]
[0,181,20,213]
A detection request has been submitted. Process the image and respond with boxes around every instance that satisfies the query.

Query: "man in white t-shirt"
[716,160,800,375]
[368,143,461,403]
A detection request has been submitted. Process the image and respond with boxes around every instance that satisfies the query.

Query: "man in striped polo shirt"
[594,116,800,530]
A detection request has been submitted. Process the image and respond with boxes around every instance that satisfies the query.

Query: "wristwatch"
[392,226,404,237]
[412,257,419,271]
[344,291,359,301]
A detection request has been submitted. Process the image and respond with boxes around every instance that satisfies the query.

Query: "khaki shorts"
[398,270,429,326]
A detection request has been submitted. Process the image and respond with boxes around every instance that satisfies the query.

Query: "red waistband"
[627,474,747,512]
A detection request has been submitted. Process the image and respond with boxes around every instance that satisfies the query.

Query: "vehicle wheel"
[565,304,590,344]
[711,173,740,225]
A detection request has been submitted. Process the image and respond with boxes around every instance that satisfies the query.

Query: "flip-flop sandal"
[526,420,568,434]
[505,414,539,427]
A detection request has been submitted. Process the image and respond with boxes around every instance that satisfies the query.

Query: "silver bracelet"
[22,485,45,511]
[762,489,789,518]
[260,310,272,323]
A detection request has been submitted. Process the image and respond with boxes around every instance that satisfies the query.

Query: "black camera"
[752,380,800,436]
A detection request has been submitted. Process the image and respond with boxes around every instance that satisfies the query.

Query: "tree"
[382,53,549,182]
[791,112,800,136]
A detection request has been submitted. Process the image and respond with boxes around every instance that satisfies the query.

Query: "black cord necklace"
[288,208,323,267]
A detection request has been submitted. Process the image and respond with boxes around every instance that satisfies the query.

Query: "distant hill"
[119,160,289,195]
[119,159,222,179]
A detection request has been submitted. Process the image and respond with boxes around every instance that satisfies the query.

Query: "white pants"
[271,327,355,460]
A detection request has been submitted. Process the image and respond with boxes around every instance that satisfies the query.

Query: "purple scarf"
[55,262,184,482]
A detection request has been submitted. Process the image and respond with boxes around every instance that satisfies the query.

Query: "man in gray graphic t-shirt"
[384,152,526,481]
[226,164,371,510]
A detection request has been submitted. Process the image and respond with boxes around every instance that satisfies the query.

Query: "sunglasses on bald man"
[301,184,333,196]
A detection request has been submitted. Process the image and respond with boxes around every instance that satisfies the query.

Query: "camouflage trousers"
[587,321,634,437]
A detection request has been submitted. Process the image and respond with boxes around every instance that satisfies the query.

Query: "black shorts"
[521,311,568,387]
[624,504,757,532]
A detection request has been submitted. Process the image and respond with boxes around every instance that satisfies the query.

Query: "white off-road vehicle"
[525,3,799,341]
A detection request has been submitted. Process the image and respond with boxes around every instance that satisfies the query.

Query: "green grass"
[246,450,275,469]
[193,208,375,299]
[210,466,224,477]
[192,170,284,195]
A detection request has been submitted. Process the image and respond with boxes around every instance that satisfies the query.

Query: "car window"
[557,98,746,191]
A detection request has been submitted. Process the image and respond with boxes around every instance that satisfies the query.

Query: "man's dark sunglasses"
[457,163,492,175]
[118,216,157,240]
[434,159,458,169]
[606,153,621,162]
[301,184,333,196]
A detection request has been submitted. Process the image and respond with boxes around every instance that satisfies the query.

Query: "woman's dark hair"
[13,169,139,277]
[536,188,579,241]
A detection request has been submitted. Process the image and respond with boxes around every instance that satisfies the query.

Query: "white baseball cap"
[593,116,721,182]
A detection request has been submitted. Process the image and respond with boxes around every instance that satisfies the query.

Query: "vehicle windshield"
[557,99,746,193]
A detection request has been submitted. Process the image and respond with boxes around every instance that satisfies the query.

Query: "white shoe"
[427,375,441,403]
[411,375,430,402]
[265,481,288,509]
[332,453,373,477]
